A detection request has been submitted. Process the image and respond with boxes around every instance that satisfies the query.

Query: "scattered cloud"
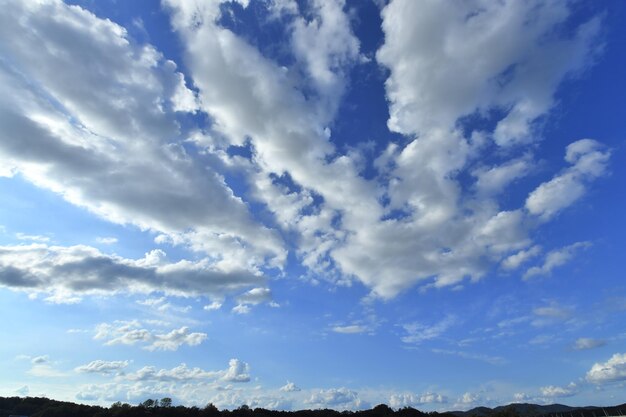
[526,140,610,220]
[232,304,251,315]
[401,315,456,345]
[75,360,130,375]
[573,337,606,350]
[540,382,578,398]
[222,359,251,383]
[94,321,207,351]
[96,237,118,245]
[16,233,50,242]
[532,303,574,327]
[389,392,447,408]
[0,244,264,302]
[204,300,223,311]
[502,246,541,270]
[524,242,591,279]
[332,325,368,334]
[586,352,626,384]
[279,382,301,392]
[307,388,366,410]
[121,359,250,385]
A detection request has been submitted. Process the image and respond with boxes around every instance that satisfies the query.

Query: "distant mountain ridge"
[450,402,626,417]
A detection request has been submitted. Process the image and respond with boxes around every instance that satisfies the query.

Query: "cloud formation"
[0,244,263,301]
[94,321,207,351]
[75,360,130,375]
[586,353,626,384]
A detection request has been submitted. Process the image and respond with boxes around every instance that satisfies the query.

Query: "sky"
[0,0,625,411]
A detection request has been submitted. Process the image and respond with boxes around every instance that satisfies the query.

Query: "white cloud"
[457,392,481,406]
[474,156,533,196]
[0,244,264,301]
[222,359,251,383]
[232,304,251,315]
[389,392,447,408]
[524,242,590,279]
[279,382,301,392]
[502,245,541,270]
[94,321,207,351]
[586,352,626,384]
[290,0,360,117]
[526,140,610,220]
[148,327,207,351]
[136,297,192,314]
[75,360,130,375]
[204,301,223,311]
[573,337,606,350]
[377,0,601,143]
[16,233,50,242]
[540,382,578,398]
[124,363,221,382]
[401,316,456,345]
[331,325,368,334]
[96,237,118,245]
[0,0,285,283]
[307,388,366,410]
[236,287,272,305]
[0,0,610,307]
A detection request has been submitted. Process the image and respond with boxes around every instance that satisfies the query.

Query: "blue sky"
[1,0,625,411]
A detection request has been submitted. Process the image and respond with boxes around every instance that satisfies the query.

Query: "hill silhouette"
[1,396,625,417]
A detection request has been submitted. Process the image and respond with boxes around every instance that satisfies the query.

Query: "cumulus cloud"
[377,0,601,142]
[75,360,130,375]
[94,321,207,351]
[0,244,264,301]
[501,245,541,270]
[236,287,272,305]
[120,358,250,385]
[0,0,285,286]
[0,0,610,305]
[586,353,626,384]
[524,242,591,279]
[389,392,447,408]
[204,301,224,311]
[540,383,578,398]
[307,388,366,410]
[280,382,301,392]
[222,359,251,383]
[526,140,610,220]
[124,363,221,382]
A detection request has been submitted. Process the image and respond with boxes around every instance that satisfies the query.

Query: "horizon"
[1,0,625,411]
